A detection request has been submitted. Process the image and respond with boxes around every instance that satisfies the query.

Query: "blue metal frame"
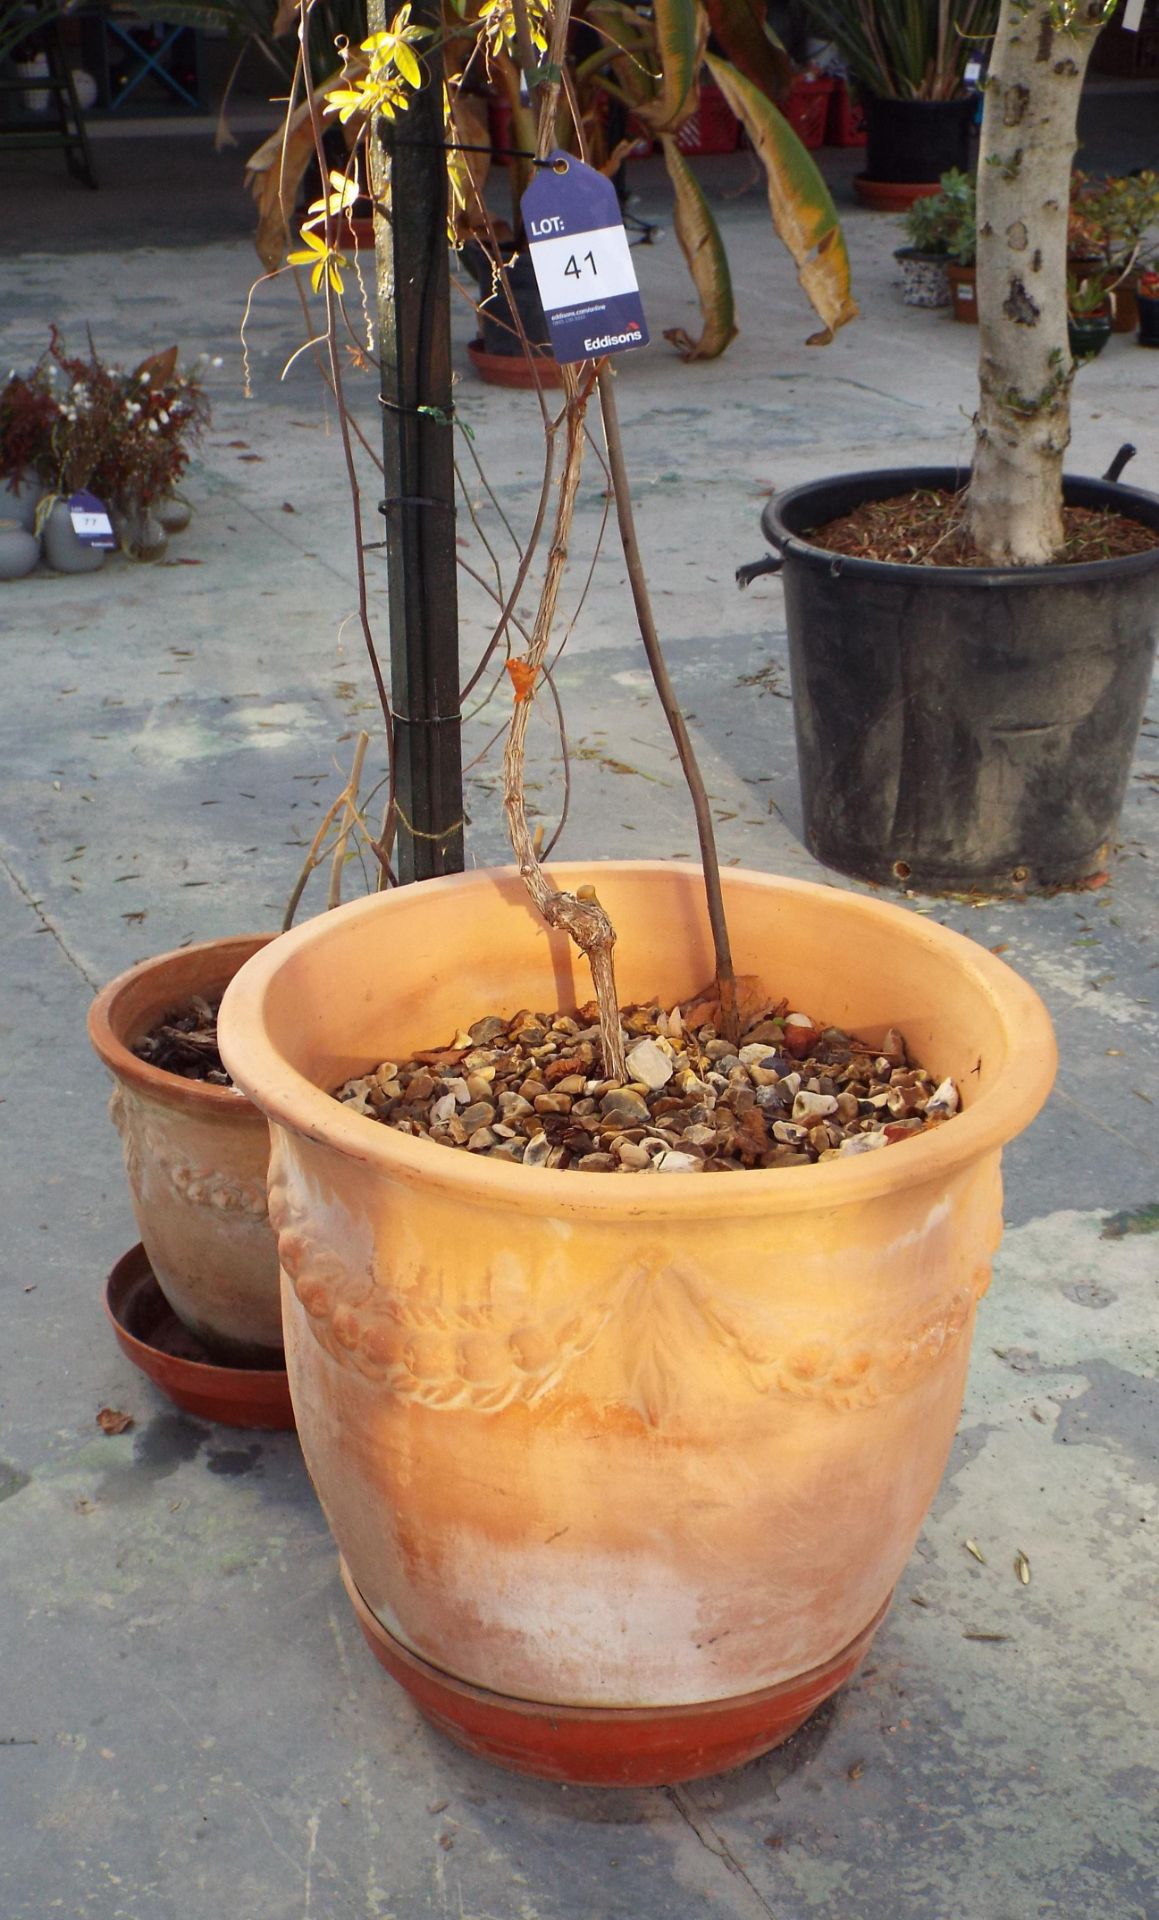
[104,18,198,111]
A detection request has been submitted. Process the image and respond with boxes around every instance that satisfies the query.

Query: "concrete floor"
[1,108,1157,1920]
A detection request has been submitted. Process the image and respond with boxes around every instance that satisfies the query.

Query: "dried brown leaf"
[97,1407,135,1436]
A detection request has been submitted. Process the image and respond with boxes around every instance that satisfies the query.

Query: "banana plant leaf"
[635,0,707,134]
[705,53,857,344]
[246,68,347,269]
[703,0,791,103]
[659,134,738,360]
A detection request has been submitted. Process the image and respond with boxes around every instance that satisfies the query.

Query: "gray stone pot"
[156,494,192,535]
[112,499,168,561]
[42,500,107,574]
[0,518,41,580]
[1,472,43,534]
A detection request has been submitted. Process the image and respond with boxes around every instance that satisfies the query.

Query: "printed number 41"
[564,250,597,280]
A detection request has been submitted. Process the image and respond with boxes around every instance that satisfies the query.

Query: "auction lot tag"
[521,152,649,365]
[68,489,117,549]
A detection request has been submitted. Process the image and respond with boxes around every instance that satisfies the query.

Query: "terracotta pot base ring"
[105,1245,295,1431]
[854,176,942,211]
[340,1557,889,1786]
[466,339,564,389]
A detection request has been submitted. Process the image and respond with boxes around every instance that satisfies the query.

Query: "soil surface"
[808,487,1159,567]
[132,995,233,1084]
[335,984,961,1174]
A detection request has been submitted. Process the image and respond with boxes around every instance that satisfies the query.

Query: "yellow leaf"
[395,41,422,87]
[705,53,857,344]
[658,135,737,360]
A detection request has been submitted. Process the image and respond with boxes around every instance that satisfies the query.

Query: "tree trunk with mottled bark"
[966,1,1110,565]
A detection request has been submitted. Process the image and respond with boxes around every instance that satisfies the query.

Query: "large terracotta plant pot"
[218,866,1055,1784]
[89,936,281,1365]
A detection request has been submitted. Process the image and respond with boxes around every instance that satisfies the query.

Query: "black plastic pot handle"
[1103,443,1137,484]
[735,554,784,590]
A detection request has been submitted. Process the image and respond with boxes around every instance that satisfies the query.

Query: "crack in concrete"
[0,847,100,991]
[1052,1084,1159,1165]
[666,1784,779,1920]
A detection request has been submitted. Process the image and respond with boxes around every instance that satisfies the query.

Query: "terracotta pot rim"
[105,1243,295,1429]
[88,933,274,1117]
[218,864,1056,1219]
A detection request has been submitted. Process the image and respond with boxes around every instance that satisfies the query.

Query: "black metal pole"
[369,0,464,882]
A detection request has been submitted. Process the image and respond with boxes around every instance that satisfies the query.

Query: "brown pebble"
[534,1093,572,1115]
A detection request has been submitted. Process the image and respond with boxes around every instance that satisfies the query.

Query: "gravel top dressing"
[335,992,960,1175]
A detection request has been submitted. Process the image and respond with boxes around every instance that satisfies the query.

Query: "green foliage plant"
[796,0,1000,101]
[898,167,976,259]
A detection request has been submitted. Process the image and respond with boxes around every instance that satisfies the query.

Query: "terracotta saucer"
[466,339,565,389]
[853,176,943,211]
[339,1557,889,1787]
[104,1245,295,1431]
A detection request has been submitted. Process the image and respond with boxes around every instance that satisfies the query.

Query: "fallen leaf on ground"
[97,1407,135,1436]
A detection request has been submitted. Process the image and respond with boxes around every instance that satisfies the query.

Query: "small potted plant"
[1070,168,1159,332]
[946,212,978,322]
[88,936,285,1381]
[894,168,974,308]
[0,330,209,568]
[798,0,997,208]
[1066,268,1114,362]
[1137,264,1159,346]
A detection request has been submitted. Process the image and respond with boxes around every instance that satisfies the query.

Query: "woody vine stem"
[277,0,739,1068]
[499,0,739,1068]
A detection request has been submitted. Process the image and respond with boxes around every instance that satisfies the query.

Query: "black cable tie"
[378,495,455,514]
[389,134,553,165]
[390,708,463,726]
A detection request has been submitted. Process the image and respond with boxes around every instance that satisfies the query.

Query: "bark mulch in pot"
[132,995,233,1085]
[807,487,1159,567]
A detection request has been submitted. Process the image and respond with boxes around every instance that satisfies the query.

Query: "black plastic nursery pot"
[758,466,1159,896]
[862,96,977,185]
[1139,293,1159,348]
[461,238,551,357]
[1068,313,1112,362]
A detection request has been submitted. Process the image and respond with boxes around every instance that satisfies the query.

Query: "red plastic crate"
[782,74,835,150]
[488,92,513,167]
[674,80,740,156]
[827,79,867,148]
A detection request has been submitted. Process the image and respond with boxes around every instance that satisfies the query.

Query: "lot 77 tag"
[520,152,649,365]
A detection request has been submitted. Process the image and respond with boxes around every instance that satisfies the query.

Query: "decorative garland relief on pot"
[109,1085,269,1222]
[268,1148,991,1425]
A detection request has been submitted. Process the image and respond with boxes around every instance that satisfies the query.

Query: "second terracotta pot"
[89,936,281,1365]
[218,867,1055,1781]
